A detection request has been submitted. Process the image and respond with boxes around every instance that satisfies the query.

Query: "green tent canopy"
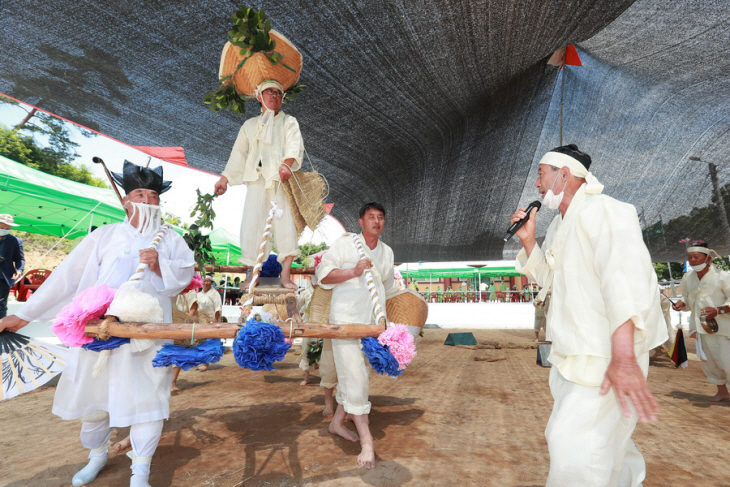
[0,155,126,239]
[399,266,523,280]
[207,227,240,265]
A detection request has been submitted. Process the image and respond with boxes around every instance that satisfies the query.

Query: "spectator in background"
[196,276,223,372]
[0,214,24,317]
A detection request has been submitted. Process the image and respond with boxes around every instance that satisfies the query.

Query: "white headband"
[539,151,604,195]
[687,246,720,259]
[255,80,285,97]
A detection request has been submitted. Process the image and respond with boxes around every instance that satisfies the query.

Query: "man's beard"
[126,201,162,236]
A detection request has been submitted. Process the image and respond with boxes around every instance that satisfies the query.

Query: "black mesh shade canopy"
[1,0,728,262]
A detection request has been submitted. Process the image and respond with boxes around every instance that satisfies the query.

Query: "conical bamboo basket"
[218,29,302,96]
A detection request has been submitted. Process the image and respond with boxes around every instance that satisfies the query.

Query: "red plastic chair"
[17,269,52,302]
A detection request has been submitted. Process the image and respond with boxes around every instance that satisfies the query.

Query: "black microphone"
[503,200,541,242]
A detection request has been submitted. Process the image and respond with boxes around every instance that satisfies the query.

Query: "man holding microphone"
[510,144,666,486]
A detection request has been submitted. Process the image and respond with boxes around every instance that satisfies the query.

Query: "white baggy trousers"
[545,354,649,487]
[238,176,299,266]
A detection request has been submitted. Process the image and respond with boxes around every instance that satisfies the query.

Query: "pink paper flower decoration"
[51,284,117,347]
[181,273,203,294]
[378,324,416,370]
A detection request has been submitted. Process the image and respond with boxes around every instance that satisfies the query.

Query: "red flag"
[547,45,583,67]
[564,45,582,66]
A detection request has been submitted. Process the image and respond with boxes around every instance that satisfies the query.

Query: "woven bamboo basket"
[306,286,332,323]
[218,29,302,97]
[386,289,428,330]
[262,302,289,321]
[281,171,327,234]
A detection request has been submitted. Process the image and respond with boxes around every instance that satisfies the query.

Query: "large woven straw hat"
[281,171,327,235]
[386,290,428,330]
[218,29,302,97]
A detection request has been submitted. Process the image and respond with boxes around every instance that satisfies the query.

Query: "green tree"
[0,96,106,187]
[296,242,328,267]
[0,126,107,187]
[652,262,684,282]
[162,212,190,230]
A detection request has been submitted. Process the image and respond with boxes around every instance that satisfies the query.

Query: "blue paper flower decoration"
[82,336,130,352]
[361,337,402,377]
[233,318,291,371]
[260,254,282,278]
[153,339,225,370]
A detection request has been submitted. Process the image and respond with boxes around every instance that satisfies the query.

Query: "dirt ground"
[1,328,728,487]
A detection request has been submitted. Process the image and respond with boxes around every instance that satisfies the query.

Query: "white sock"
[71,450,108,487]
[130,472,152,487]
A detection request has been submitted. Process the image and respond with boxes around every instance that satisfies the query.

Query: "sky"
[0,99,345,247]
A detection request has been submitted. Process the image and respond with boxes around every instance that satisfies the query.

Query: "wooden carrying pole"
[199,264,314,275]
[85,318,384,340]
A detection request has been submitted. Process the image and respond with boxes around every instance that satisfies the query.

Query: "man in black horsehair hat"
[0,160,194,487]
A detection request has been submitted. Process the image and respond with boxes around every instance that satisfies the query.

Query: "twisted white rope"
[128,223,171,282]
[241,201,279,308]
[351,234,387,327]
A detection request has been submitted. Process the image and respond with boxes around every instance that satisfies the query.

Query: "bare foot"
[300,370,310,386]
[198,364,209,372]
[328,421,359,442]
[112,436,131,454]
[171,384,180,393]
[280,276,297,290]
[357,443,376,469]
[323,392,335,417]
[709,393,730,402]
[323,403,335,417]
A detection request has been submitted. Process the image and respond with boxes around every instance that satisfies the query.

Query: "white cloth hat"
[0,214,18,226]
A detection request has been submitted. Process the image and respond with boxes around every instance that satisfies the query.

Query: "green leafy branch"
[183,189,217,274]
[283,84,305,104]
[203,77,249,113]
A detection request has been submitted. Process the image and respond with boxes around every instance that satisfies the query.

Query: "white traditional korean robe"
[315,233,399,414]
[679,265,730,384]
[222,111,304,265]
[16,222,194,427]
[517,184,667,487]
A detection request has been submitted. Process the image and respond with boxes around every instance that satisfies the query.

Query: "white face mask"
[542,170,568,210]
[690,259,709,272]
[0,229,10,237]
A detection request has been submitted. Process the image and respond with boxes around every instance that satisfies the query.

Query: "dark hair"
[693,242,709,248]
[550,144,592,170]
[359,202,386,219]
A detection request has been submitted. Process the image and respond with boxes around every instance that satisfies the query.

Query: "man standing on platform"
[213,80,303,289]
[315,202,399,470]
[672,243,730,401]
[0,161,194,487]
[511,144,666,486]
[0,214,24,317]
